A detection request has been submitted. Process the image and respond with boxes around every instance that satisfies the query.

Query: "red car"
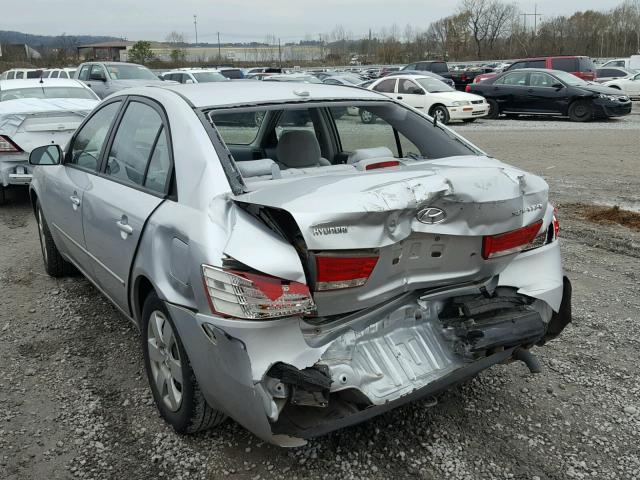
[465,56,597,91]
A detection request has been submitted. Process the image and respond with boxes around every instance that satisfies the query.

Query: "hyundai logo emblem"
[416,207,447,224]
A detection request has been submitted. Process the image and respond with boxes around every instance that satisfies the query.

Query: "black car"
[469,68,632,121]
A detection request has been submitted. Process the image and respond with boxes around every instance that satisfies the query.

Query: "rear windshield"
[431,62,449,73]
[203,101,482,182]
[219,69,243,79]
[106,64,158,80]
[193,72,228,83]
[0,87,98,101]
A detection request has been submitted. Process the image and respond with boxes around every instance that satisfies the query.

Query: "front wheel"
[568,100,592,122]
[142,292,226,434]
[430,105,450,124]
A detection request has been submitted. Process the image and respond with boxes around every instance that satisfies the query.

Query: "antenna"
[193,15,198,45]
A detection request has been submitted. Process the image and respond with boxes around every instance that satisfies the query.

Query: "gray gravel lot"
[0,110,639,480]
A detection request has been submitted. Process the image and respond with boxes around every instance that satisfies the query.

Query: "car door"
[628,73,640,96]
[491,71,529,111]
[525,72,563,113]
[87,65,109,98]
[82,98,171,312]
[396,78,427,110]
[44,100,123,273]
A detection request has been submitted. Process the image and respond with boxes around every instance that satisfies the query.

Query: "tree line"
[326,0,640,63]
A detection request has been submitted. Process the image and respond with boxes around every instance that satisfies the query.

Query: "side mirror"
[185,78,195,84]
[30,145,62,166]
[552,83,564,90]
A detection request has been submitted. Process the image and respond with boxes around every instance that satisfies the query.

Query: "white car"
[364,74,488,124]
[0,78,99,203]
[162,69,228,84]
[41,68,78,79]
[602,71,640,99]
[600,56,640,71]
[0,68,44,80]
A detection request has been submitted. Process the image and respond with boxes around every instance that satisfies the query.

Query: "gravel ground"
[0,112,639,480]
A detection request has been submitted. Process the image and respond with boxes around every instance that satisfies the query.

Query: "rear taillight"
[465,85,471,92]
[202,265,315,319]
[315,254,378,291]
[365,160,400,170]
[552,207,560,239]
[482,221,543,259]
[0,135,23,153]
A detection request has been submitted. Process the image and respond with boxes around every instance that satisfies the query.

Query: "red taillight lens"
[202,265,315,319]
[0,135,22,153]
[552,207,560,239]
[365,160,400,171]
[482,221,543,259]
[465,85,471,92]
[461,74,467,82]
[315,254,378,291]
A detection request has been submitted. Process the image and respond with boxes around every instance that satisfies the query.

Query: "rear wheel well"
[134,276,156,325]
[29,189,38,215]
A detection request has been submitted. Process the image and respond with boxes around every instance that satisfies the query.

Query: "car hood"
[576,83,629,96]
[428,91,485,103]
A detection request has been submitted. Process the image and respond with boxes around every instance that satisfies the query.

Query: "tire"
[429,105,450,124]
[505,113,519,119]
[568,100,592,122]
[0,186,5,206]
[36,200,74,277]
[486,99,500,119]
[462,118,476,123]
[142,292,226,434]
[360,109,376,124]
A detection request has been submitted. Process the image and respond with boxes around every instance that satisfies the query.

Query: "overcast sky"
[4,0,625,43]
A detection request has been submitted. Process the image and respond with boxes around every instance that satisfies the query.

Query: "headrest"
[236,158,276,178]
[347,147,394,164]
[276,130,322,168]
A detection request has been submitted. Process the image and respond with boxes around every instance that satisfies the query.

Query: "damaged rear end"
[191,155,571,445]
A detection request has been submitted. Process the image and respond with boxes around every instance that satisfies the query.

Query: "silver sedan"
[28,82,571,446]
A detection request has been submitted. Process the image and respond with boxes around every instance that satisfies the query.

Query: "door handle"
[116,219,133,236]
[70,195,81,210]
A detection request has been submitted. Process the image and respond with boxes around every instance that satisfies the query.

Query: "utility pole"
[193,15,198,45]
[278,38,282,66]
[368,28,372,64]
[520,4,542,35]
[217,32,221,60]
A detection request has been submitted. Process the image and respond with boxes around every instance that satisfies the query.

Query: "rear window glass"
[552,58,579,72]
[0,87,98,101]
[431,62,449,73]
[219,69,243,79]
[209,110,268,145]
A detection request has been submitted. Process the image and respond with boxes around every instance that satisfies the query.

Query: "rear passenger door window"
[69,101,122,171]
[496,72,528,86]
[551,58,578,72]
[105,101,165,189]
[373,78,397,93]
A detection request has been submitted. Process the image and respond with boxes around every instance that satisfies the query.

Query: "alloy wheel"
[147,311,183,412]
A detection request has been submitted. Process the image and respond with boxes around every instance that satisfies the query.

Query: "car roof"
[131,81,388,108]
[0,78,87,90]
